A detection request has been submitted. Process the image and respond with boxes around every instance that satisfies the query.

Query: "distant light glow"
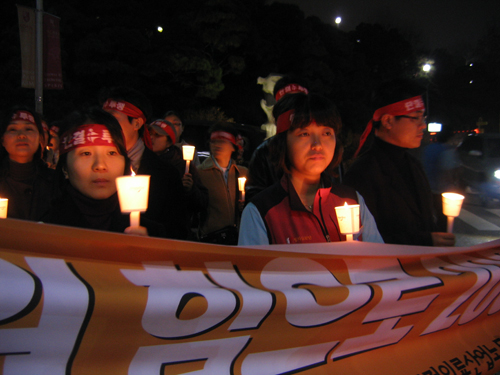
[422,63,431,72]
[469,80,474,84]
[469,63,474,67]
[428,122,442,132]
[335,17,341,25]
[157,26,163,33]
[494,170,500,180]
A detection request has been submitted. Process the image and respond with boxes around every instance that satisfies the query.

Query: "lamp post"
[422,61,433,116]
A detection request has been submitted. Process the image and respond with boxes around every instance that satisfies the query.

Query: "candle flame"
[344,202,348,206]
[130,167,136,177]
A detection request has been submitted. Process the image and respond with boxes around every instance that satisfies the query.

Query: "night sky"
[280,0,500,50]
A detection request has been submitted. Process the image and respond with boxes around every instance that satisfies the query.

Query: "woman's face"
[2,120,40,163]
[66,145,125,200]
[286,121,336,180]
[149,128,172,153]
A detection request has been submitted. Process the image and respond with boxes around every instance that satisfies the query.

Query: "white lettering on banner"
[260,258,372,327]
[128,336,250,375]
[121,262,238,339]
[421,256,500,334]
[205,261,274,331]
[0,258,37,322]
[448,255,500,324]
[332,258,441,359]
[241,341,338,375]
[0,257,90,375]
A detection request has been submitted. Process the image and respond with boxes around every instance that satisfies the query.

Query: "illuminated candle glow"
[115,171,150,227]
[0,198,8,219]
[334,202,360,241]
[442,192,465,233]
[238,177,246,201]
[182,145,196,174]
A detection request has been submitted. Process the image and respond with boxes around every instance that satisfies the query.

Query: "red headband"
[353,95,425,158]
[11,110,36,125]
[275,84,309,102]
[210,131,242,150]
[276,110,295,134]
[60,124,118,155]
[102,99,152,150]
[149,120,176,145]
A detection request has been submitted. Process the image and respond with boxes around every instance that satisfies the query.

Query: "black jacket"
[137,147,189,239]
[343,138,437,246]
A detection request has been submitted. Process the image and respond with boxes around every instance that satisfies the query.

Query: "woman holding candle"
[43,108,165,237]
[238,93,383,245]
[0,106,56,221]
[198,122,248,245]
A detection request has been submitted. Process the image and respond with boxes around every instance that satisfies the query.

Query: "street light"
[335,17,341,28]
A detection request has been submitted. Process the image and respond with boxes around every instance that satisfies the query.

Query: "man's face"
[383,110,426,149]
[104,109,137,151]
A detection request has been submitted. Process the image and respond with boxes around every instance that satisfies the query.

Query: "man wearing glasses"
[343,78,455,247]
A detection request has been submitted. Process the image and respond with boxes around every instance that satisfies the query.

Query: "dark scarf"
[67,183,120,231]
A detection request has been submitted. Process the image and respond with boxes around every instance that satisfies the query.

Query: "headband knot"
[103,99,152,150]
[353,95,425,159]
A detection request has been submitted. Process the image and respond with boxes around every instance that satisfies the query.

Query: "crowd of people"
[0,76,457,247]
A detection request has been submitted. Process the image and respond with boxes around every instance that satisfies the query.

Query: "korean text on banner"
[1,218,500,375]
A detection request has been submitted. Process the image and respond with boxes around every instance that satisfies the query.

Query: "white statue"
[257,73,283,139]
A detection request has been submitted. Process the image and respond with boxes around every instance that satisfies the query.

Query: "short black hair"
[270,93,343,176]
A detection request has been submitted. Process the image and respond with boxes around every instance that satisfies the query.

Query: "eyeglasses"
[398,114,427,123]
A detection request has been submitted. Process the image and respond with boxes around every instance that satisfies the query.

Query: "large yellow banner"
[1,218,500,375]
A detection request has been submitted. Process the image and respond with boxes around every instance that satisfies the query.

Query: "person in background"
[198,122,248,245]
[163,110,201,166]
[245,76,310,202]
[101,87,188,239]
[149,119,208,239]
[0,107,56,221]
[43,108,165,237]
[238,93,382,246]
[343,78,455,247]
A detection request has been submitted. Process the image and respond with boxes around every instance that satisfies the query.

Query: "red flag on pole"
[17,5,63,90]
[43,13,63,89]
[17,5,35,89]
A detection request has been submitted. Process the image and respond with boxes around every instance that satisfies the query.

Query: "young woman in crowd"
[238,92,383,245]
[43,108,165,237]
[198,122,248,245]
[0,107,56,220]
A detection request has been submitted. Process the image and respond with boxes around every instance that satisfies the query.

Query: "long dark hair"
[270,93,343,176]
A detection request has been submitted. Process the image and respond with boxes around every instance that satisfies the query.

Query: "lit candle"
[0,198,8,219]
[442,192,465,233]
[182,145,196,174]
[334,202,360,241]
[238,177,246,201]
[115,171,151,227]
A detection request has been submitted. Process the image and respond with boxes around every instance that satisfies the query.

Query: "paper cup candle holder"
[116,171,150,227]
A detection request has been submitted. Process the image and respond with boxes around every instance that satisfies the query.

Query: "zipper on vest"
[317,196,331,242]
